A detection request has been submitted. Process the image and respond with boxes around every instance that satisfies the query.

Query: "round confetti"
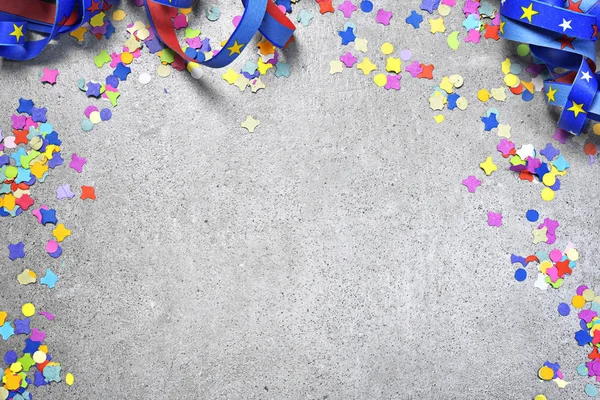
[381,42,394,55]
[456,97,468,110]
[399,49,412,61]
[577,285,589,295]
[89,111,102,124]
[538,366,554,381]
[514,268,527,282]
[578,363,590,376]
[100,108,112,121]
[373,73,387,87]
[21,303,35,317]
[157,64,172,77]
[112,9,126,21]
[542,173,556,187]
[558,302,570,316]
[594,124,600,135]
[585,142,597,156]
[66,372,75,386]
[121,52,134,65]
[477,89,490,102]
[84,105,98,118]
[549,249,562,262]
[82,119,94,132]
[360,0,373,12]
[32,351,46,364]
[533,395,547,400]
[583,289,596,301]
[517,43,530,56]
[572,295,585,309]
[525,209,539,222]
[586,384,598,397]
[438,4,451,16]
[566,248,579,261]
[504,74,520,88]
[0,387,8,399]
[541,187,555,201]
[139,72,152,85]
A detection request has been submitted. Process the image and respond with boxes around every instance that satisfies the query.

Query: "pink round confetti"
[277,4,286,13]
[84,105,99,118]
[549,249,562,262]
[577,285,589,295]
[46,240,59,254]
[400,49,412,61]
[232,15,241,28]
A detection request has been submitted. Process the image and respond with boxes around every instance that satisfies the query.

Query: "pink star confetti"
[384,74,401,91]
[405,61,423,78]
[69,153,87,173]
[462,176,481,193]
[552,128,570,144]
[41,68,59,84]
[338,1,357,18]
[340,52,358,68]
[376,8,393,25]
[487,211,503,227]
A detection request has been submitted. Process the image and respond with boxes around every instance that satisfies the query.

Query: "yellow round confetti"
[572,295,586,309]
[541,187,555,201]
[566,248,579,261]
[121,52,134,65]
[538,366,554,381]
[434,114,445,124]
[542,173,556,187]
[112,10,126,21]
[180,7,192,14]
[157,64,172,78]
[539,260,552,273]
[504,74,520,88]
[477,89,490,102]
[594,123,600,135]
[449,74,463,88]
[534,395,547,400]
[10,362,22,373]
[33,351,47,364]
[66,373,75,386]
[22,303,35,317]
[584,289,596,302]
[438,4,451,16]
[373,73,387,87]
[0,387,8,400]
[381,42,394,55]
[456,97,468,110]
[89,111,102,125]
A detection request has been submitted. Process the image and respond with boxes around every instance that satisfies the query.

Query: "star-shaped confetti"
[338,1,357,18]
[357,58,376,75]
[532,227,549,244]
[40,208,58,225]
[40,68,59,85]
[406,10,423,28]
[487,211,503,227]
[52,224,72,242]
[329,60,344,75]
[479,156,498,176]
[69,153,87,173]
[338,27,356,45]
[429,17,446,33]
[8,242,25,260]
[81,185,97,200]
[241,115,260,133]
[340,52,358,67]
[376,8,392,25]
[56,184,75,200]
[40,269,58,289]
[481,112,499,131]
[462,176,481,193]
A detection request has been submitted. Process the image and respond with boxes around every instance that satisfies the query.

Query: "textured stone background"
[1,1,600,399]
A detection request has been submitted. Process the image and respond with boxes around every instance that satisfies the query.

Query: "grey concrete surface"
[1,0,600,399]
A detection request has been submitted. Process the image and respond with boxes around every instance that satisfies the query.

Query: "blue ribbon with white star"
[0,0,104,60]
[500,0,600,135]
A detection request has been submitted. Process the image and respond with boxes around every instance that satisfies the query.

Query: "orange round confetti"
[121,52,134,65]
[538,366,554,381]
[572,295,585,309]
[584,142,597,156]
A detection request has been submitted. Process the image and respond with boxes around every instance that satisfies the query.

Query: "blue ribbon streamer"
[500,0,600,135]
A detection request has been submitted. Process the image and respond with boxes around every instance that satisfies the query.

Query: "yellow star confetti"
[52,224,72,242]
[354,37,368,53]
[241,115,260,133]
[222,68,239,84]
[329,60,344,75]
[357,58,376,75]
[532,226,548,244]
[385,57,401,73]
[479,156,497,176]
[429,17,446,34]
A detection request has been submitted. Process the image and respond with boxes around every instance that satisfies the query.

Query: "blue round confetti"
[526,209,539,222]
[514,268,527,282]
[521,90,534,102]
[82,119,94,132]
[585,383,598,397]
[557,302,570,316]
[100,108,112,121]
[578,363,589,376]
[360,0,373,12]
[184,47,198,59]
[106,74,119,89]
[4,350,17,365]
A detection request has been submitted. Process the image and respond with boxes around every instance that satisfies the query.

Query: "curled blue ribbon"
[500,0,600,135]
